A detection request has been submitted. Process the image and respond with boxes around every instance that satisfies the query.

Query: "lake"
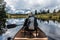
[0,18,60,40]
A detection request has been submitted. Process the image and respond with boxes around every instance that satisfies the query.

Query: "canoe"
[13,26,48,40]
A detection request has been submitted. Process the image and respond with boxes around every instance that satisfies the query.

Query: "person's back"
[23,12,38,31]
[28,16,35,30]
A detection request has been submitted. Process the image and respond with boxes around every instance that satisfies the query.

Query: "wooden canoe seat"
[14,38,48,40]
[21,30,28,32]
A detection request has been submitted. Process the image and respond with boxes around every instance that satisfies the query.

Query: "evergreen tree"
[57,10,60,13]
[35,10,37,15]
[0,2,6,28]
[41,10,46,14]
[47,9,50,13]
[53,9,56,13]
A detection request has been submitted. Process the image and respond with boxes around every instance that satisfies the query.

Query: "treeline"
[34,9,60,21]
[0,2,7,34]
[35,9,60,15]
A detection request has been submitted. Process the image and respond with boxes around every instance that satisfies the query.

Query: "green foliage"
[0,3,7,29]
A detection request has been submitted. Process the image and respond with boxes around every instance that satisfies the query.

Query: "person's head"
[27,12,34,17]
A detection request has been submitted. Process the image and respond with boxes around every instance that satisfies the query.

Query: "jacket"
[23,16,38,30]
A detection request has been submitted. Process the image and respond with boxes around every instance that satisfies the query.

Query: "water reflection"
[2,18,25,40]
[0,18,60,40]
[6,18,25,25]
[6,18,60,40]
[38,19,60,40]
[39,19,60,23]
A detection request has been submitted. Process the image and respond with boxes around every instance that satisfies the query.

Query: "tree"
[35,10,37,15]
[53,9,56,13]
[0,2,6,28]
[47,9,50,13]
[41,10,46,14]
[57,10,60,13]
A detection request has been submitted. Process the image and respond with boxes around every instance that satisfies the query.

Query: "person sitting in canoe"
[13,11,47,39]
[23,12,38,31]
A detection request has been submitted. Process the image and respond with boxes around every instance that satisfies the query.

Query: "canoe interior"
[13,26,48,40]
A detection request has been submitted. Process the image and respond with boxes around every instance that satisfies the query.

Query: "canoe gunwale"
[14,37,48,40]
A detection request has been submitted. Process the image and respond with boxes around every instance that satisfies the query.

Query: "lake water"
[0,18,60,40]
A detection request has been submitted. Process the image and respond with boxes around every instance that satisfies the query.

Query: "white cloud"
[4,0,60,13]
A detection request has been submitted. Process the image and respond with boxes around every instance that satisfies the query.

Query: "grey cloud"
[5,0,60,13]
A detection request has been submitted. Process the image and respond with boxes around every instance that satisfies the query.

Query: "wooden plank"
[14,38,48,40]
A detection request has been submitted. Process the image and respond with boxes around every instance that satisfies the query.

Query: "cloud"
[4,0,60,13]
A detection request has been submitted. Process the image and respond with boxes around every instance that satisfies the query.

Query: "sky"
[4,0,60,13]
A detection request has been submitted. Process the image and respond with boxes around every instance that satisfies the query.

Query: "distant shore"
[6,13,60,21]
